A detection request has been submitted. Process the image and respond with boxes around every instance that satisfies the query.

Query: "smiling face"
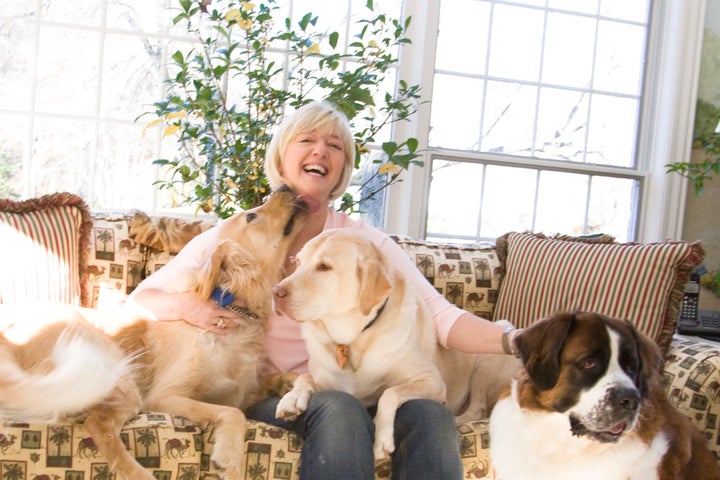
[281,129,347,203]
[264,102,356,202]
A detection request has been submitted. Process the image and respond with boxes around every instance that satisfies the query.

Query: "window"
[385,0,704,243]
[0,1,705,243]
[0,0,401,219]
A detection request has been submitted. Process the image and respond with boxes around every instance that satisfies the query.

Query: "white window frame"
[384,0,706,243]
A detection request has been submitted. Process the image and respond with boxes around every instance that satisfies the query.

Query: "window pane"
[600,0,650,23]
[482,81,536,156]
[488,4,544,82]
[0,20,35,111]
[426,160,483,238]
[101,33,162,121]
[480,165,537,238]
[106,0,169,33]
[0,113,27,199]
[35,27,100,116]
[534,170,589,235]
[429,74,484,150]
[542,12,596,88]
[535,87,589,161]
[41,0,103,26]
[31,118,94,199]
[587,176,637,242]
[594,20,646,95]
[95,123,158,211]
[435,0,490,75]
[586,94,638,167]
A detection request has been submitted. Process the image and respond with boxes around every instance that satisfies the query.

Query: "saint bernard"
[489,311,720,480]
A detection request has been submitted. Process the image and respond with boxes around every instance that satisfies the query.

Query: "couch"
[1,192,718,480]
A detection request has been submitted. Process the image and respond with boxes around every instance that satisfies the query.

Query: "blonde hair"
[264,101,356,201]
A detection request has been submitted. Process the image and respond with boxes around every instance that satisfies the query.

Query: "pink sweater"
[128,208,464,374]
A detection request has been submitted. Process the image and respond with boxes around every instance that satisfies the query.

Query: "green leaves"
[147,0,423,218]
[666,133,720,196]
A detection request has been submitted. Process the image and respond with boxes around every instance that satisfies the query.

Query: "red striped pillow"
[0,193,92,305]
[493,232,704,353]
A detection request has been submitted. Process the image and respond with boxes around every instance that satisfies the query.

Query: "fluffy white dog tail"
[0,327,135,422]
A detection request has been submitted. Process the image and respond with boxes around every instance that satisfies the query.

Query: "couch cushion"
[391,235,501,319]
[493,231,704,353]
[0,192,92,305]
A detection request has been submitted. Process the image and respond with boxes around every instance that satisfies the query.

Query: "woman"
[128,101,518,479]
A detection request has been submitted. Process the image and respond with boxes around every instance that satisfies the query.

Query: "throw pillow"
[391,235,501,319]
[493,231,704,353]
[0,192,92,305]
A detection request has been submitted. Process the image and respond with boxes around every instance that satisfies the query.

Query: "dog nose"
[613,387,640,411]
[273,284,288,298]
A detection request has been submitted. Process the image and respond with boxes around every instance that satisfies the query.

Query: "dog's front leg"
[275,373,317,421]
[83,378,154,480]
[146,396,247,480]
[373,379,447,461]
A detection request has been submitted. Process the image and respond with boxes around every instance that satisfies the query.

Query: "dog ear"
[194,240,253,301]
[516,312,574,391]
[629,323,663,398]
[357,256,392,316]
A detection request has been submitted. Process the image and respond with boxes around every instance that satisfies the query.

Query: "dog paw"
[373,426,395,461]
[211,447,244,480]
[275,389,310,420]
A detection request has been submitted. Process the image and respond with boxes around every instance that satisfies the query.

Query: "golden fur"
[490,312,720,480]
[129,210,215,254]
[272,228,520,460]
[0,188,312,480]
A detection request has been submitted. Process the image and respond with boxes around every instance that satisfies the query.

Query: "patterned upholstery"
[1,207,718,479]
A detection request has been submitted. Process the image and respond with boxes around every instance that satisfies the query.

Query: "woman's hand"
[126,288,241,335]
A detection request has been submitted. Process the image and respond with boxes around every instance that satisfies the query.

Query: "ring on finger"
[215,318,226,329]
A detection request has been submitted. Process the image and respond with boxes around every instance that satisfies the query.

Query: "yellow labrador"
[272,228,519,460]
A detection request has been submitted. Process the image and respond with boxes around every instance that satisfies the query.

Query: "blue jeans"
[246,390,463,480]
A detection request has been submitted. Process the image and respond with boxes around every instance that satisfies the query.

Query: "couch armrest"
[664,335,720,458]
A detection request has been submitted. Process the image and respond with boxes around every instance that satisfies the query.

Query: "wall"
[683,1,720,311]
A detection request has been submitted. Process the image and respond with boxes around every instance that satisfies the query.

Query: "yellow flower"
[225,9,242,22]
[306,43,321,55]
[378,162,401,175]
[240,2,255,11]
[368,40,378,48]
[238,18,252,30]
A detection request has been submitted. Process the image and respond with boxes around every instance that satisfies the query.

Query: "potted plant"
[143,0,422,218]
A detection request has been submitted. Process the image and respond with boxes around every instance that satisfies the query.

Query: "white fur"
[0,328,134,422]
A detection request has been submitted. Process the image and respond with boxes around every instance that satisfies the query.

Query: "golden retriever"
[271,228,520,460]
[0,187,316,480]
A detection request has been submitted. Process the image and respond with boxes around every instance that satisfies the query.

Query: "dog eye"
[246,212,257,223]
[316,262,331,271]
[579,358,598,370]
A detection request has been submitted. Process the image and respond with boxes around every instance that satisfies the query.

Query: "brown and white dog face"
[516,312,662,443]
[272,228,392,345]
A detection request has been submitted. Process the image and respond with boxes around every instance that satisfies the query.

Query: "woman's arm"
[127,288,238,334]
[123,225,240,333]
[445,312,506,354]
